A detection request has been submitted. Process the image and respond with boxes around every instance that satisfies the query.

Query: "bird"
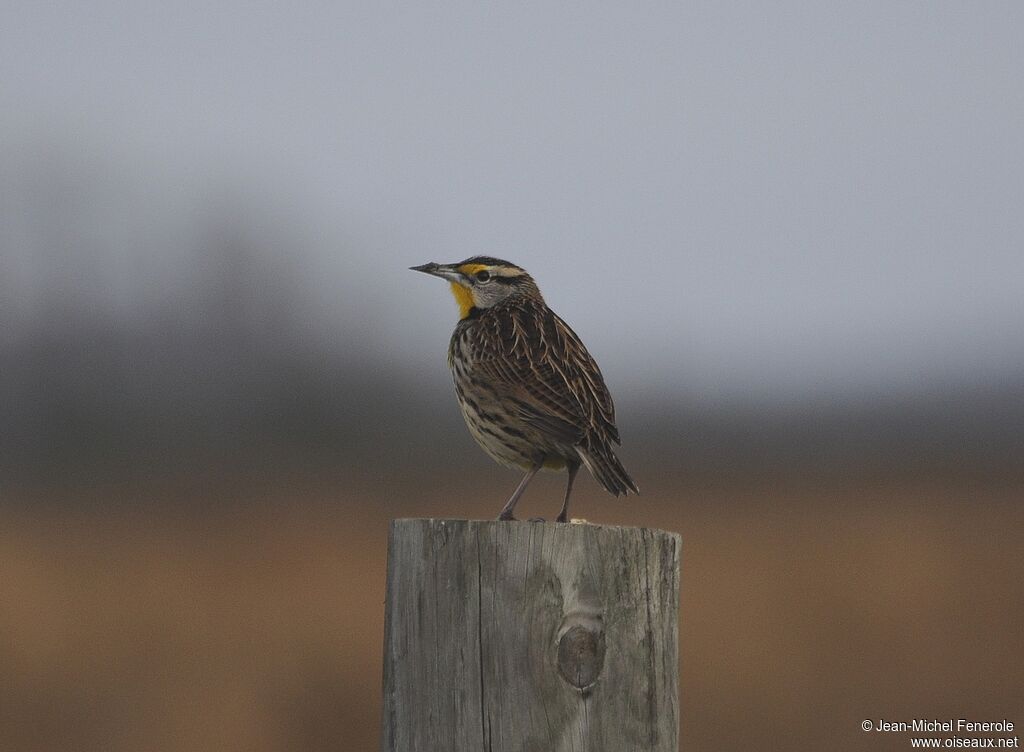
[411,257,638,522]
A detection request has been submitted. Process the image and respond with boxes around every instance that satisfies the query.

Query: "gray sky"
[3,1,1023,402]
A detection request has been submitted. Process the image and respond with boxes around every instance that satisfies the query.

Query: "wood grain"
[380,519,681,752]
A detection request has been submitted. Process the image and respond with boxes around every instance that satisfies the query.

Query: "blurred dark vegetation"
[4,222,1022,489]
[1,160,1022,752]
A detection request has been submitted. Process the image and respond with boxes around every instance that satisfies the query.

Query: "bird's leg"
[497,459,544,521]
[555,461,581,523]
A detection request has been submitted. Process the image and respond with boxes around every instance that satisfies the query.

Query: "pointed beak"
[410,262,463,282]
[409,262,439,275]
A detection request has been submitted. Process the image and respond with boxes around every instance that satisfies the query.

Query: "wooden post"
[380,519,681,752]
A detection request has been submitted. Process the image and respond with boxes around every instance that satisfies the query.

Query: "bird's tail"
[577,441,639,497]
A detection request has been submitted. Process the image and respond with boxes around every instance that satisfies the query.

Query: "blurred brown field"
[3,466,1021,752]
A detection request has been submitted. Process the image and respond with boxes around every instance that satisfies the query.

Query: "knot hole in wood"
[556,612,606,690]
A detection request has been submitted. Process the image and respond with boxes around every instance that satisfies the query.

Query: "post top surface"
[390,517,681,545]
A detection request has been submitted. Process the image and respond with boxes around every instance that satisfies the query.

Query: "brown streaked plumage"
[411,256,638,521]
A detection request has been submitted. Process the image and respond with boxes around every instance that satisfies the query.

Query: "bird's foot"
[497,511,516,521]
[527,516,546,523]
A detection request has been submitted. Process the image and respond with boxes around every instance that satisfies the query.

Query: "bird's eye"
[475,270,491,282]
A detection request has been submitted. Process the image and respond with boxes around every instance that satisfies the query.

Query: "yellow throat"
[448,282,476,319]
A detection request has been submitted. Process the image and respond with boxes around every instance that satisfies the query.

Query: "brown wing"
[471,298,621,448]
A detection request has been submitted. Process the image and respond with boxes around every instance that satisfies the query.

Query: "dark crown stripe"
[459,256,523,270]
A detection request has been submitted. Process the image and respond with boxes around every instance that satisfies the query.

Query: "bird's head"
[410,256,542,319]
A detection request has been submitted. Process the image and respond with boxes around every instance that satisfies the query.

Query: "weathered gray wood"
[380,519,681,752]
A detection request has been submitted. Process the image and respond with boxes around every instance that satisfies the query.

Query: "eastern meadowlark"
[411,257,638,522]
